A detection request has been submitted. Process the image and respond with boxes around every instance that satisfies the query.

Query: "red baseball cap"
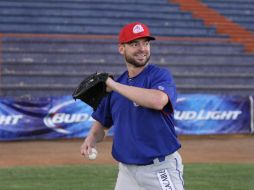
[119,22,156,43]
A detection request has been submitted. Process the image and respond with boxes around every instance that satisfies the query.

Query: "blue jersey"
[92,64,181,165]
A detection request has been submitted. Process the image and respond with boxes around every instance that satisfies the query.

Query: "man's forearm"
[88,121,106,143]
[107,79,168,110]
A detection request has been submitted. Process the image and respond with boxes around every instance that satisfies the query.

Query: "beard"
[124,53,150,68]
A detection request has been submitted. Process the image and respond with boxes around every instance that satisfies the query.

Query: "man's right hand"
[80,134,97,157]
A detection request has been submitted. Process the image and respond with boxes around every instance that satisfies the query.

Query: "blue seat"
[1,0,254,96]
[201,0,254,32]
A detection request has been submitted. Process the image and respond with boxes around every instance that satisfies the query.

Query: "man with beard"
[80,22,184,190]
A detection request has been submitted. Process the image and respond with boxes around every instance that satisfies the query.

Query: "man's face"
[120,38,151,68]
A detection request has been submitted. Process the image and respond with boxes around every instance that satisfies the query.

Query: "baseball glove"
[72,72,111,110]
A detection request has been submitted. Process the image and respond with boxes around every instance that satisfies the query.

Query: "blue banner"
[174,94,251,135]
[0,94,252,141]
[0,96,94,140]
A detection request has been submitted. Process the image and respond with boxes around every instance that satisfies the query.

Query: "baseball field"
[0,135,253,190]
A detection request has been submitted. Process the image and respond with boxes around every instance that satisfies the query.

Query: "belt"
[141,152,177,165]
[153,155,166,164]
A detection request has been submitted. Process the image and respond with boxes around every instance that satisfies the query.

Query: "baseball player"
[80,22,184,190]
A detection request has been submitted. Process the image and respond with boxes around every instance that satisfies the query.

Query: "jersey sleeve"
[91,94,113,128]
[150,68,177,113]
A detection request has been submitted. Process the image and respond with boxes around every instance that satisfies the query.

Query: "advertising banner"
[0,96,93,140]
[175,94,251,135]
[0,94,252,140]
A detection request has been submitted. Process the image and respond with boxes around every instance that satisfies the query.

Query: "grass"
[0,165,118,190]
[0,163,253,190]
[184,164,254,190]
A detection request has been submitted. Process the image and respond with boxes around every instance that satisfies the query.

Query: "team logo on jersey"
[133,24,144,34]
[158,85,165,91]
[133,102,140,107]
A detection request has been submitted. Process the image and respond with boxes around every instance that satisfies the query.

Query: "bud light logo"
[43,100,93,134]
[174,94,250,135]
[175,110,242,121]
[0,115,23,125]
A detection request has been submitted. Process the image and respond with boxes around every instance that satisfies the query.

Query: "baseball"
[88,148,98,160]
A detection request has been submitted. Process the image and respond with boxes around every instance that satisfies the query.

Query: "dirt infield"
[0,135,253,168]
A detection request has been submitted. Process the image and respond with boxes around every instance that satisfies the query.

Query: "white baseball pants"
[114,151,184,190]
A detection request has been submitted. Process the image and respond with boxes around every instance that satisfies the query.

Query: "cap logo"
[133,24,144,34]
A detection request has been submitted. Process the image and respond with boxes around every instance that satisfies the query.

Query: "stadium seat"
[0,0,253,96]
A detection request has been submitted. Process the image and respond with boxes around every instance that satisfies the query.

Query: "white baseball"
[88,148,98,160]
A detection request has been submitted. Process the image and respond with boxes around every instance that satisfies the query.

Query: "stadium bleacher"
[0,0,253,97]
[201,0,254,32]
